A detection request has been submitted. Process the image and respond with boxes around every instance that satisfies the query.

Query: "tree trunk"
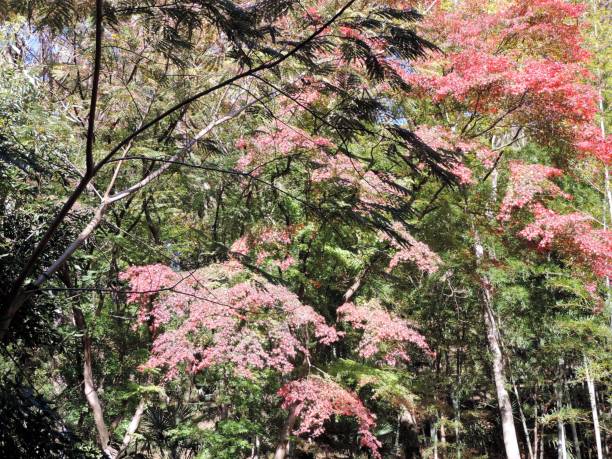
[482,301,521,459]
[399,408,422,459]
[440,420,446,458]
[585,361,603,459]
[474,191,521,459]
[570,417,581,459]
[565,382,582,459]
[73,306,114,456]
[555,382,567,459]
[431,420,439,459]
[452,395,461,459]
[114,398,147,459]
[512,379,534,459]
[250,435,260,459]
[274,404,299,459]
[533,397,539,459]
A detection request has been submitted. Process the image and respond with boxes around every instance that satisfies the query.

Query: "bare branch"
[4,1,355,313]
[85,0,104,176]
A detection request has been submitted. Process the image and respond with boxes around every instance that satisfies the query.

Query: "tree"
[0,1,610,458]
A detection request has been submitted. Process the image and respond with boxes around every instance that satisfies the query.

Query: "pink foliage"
[413,125,476,184]
[575,125,612,164]
[236,120,332,174]
[229,227,296,270]
[121,264,338,379]
[337,300,432,365]
[278,377,381,458]
[498,161,569,221]
[311,154,414,211]
[229,235,250,256]
[497,161,610,279]
[519,204,612,279]
[380,222,441,274]
[408,0,597,153]
[119,264,180,306]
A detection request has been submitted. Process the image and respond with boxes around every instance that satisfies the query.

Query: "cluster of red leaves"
[120,263,338,379]
[498,161,569,221]
[311,153,411,212]
[235,120,332,176]
[278,376,382,458]
[575,125,612,164]
[413,125,482,184]
[380,221,441,274]
[409,0,604,157]
[338,300,432,365]
[519,204,612,279]
[498,164,612,280]
[229,227,296,271]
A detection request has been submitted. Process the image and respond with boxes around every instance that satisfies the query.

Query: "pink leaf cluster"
[408,0,599,155]
[229,227,297,271]
[498,161,569,221]
[575,125,612,164]
[337,300,432,365]
[413,125,477,184]
[121,264,338,379]
[235,120,332,174]
[519,204,612,279]
[496,162,610,280]
[380,222,441,274]
[119,264,180,306]
[278,376,382,458]
[311,154,408,209]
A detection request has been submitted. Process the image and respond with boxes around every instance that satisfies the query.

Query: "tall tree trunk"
[274,405,299,459]
[114,398,147,459]
[452,395,461,459]
[440,419,446,458]
[474,135,521,459]
[474,227,521,459]
[399,408,422,459]
[73,307,114,457]
[533,393,539,459]
[512,378,534,459]
[482,300,521,459]
[431,420,439,459]
[565,382,582,459]
[555,381,567,459]
[585,361,603,459]
[570,417,581,459]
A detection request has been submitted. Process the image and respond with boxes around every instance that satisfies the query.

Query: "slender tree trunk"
[114,398,146,459]
[73,306,114,456]
[274,405,299,459]
[250,435,260,459]
[399,408,422,459]
[570,417,581,459]
[556,381,567,459]
[431,420,439,459]
[585,361,603,459]
[440,419,446,458]
[565,381,582,459]
[512,379,534,459]
[452,395,461,459]
[533,396,539,459]
[481,299,521,459]
[539,434,544,459]
[474,226,521,459]
[474,140,521,459]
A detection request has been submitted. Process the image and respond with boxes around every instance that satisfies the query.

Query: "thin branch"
[5,1,355,308]
[85,0,104,176]
[94,0,356,174]
[31,100,256,290]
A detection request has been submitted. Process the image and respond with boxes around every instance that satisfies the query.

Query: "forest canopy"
[0,0,610,458]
